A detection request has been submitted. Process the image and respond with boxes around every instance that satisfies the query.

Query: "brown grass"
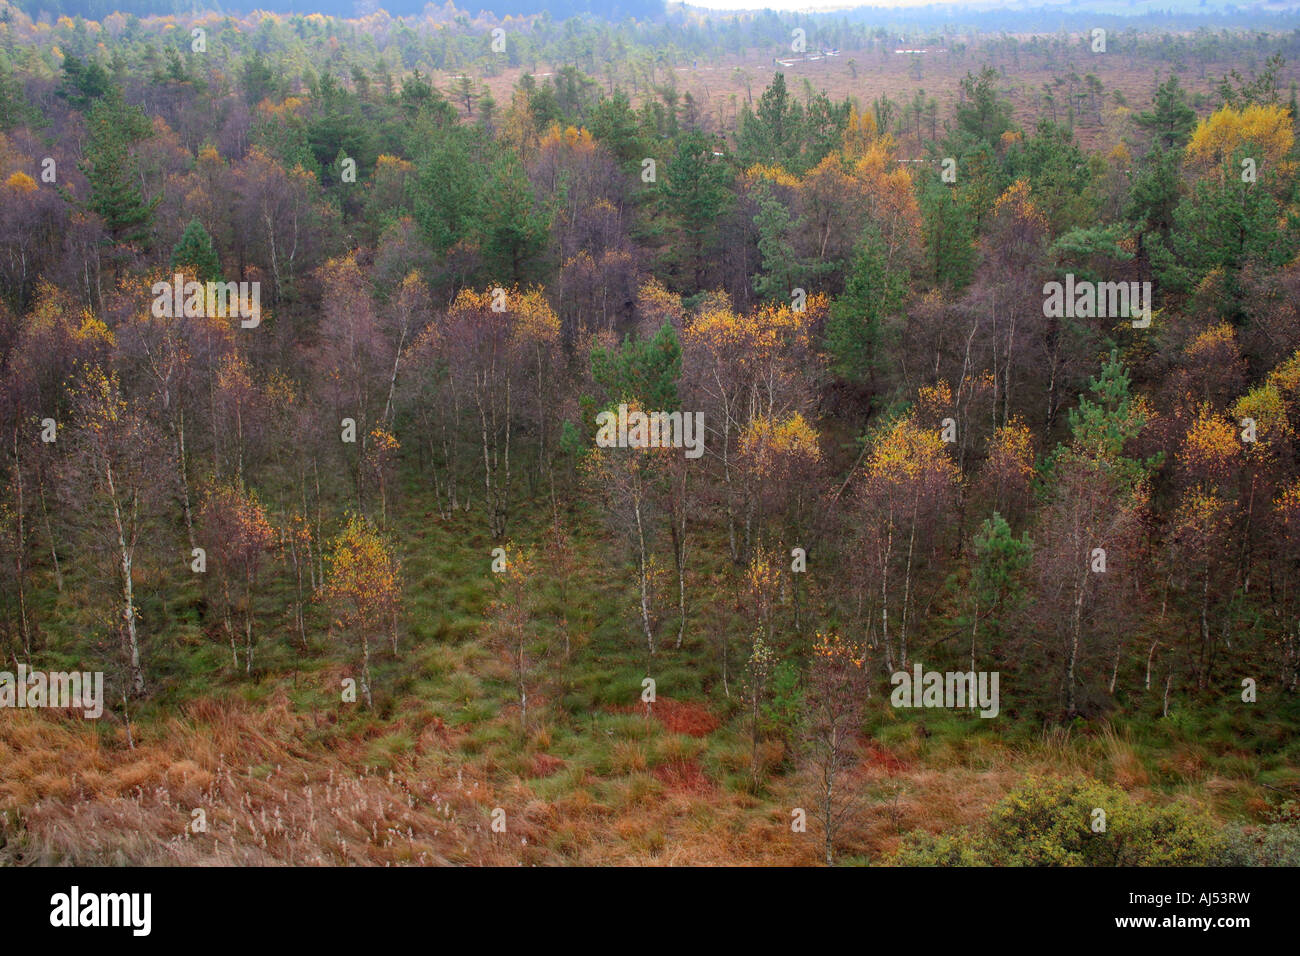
[2,690,1269,866]
[0,696,514,866]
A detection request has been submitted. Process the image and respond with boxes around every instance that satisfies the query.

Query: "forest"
[1,1,1300,866]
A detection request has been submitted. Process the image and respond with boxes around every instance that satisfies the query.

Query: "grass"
[3,478,1299,866]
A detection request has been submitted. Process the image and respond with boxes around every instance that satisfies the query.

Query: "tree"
[743,630,776,788]
[57,54,112,112]
[969,512,1031,672]
[198,482,275,674]
[170,219,222,281]
[320,514,402,709]
[1126,143,1183,245]
[850,412,960,672]
[1133,75,1196,151]
[451,75,477,115]
[479,152,551,285]
[1032,352,1157,715]
[1004,121,1095,234]
[487,542,549,732]
[737,73,802,170]
[236,146,339,304]
[750,181,804,304]
[1214,52,1286,110]
[80,93,158,247]
[825,222,905,388]
[0,167,66,313]
[582,405,678,657]
[955,67,1013,151]
[590,320,682,413]
[919,175,975,290]
[313,253,387,513]
[682,295,823,564]
[971,179,1050,428]
[1151,161,1299,322]
[1185,103,1295,196]
[802,631,867,865]
[66,365,163,696]
[412,129,482,259]
[661,130,733,291]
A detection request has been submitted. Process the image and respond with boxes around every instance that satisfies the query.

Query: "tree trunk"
[361,633,373,709]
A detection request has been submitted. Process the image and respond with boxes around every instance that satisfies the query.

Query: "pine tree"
[170,219,223,281]
[661,130,733,291]
[751,181,825,303]
[1063,349,1162,489]
[737,73,804,170]
[969,512,1031,670]
[824,223,904,387]
[955,67,1014,151]
[479,152,551,285]
[1134,75,1196,151]
[920,176,975,288]
[590,321,682,412]
[80,93,158,246]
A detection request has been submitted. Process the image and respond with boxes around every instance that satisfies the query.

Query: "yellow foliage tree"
[320,514,402,708]
[1185,103,1295,187]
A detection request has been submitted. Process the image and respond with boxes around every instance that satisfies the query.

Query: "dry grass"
[1,689,1277,865]
[0,696,521,866]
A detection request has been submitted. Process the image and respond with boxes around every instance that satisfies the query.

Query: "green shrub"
[1219,823,1300,866]
[983,776,1221,865]
[889,831,987,866]
[888,775,1223,866]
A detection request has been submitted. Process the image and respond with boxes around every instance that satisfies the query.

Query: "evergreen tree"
[1125,143,1183,241]
[1005,121,1095,234]
[751,181,827,303]
[479,152,551,285]
[955,67,1014,151]
[969,512,1031,669]
[80,92,158,247]
[661,129,733,291]
[240,50,279,106]
[1061,349,1162,489]
[57,54,111,112]
[824,223,904,387]
[920,176,976,289]
[1133,75,1196,151]
[1150,150,1300,320]
[589,89,643,170]
[737,73,804,170]
[0,65,30,131]
[590,320,682,411]
[412,128,483,258]
[170,219,223,281]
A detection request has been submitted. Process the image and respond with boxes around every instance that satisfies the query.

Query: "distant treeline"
[11,0,667,22]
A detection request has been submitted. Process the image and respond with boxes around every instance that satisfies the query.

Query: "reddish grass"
[651,700,720,738]
[860,741,910,776]
[653,758,715,796]
[529,753,566,778]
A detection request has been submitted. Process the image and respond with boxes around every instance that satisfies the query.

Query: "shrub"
[889,831,987,866]
[1219,821,1300,866]
[887,775,1223,866]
